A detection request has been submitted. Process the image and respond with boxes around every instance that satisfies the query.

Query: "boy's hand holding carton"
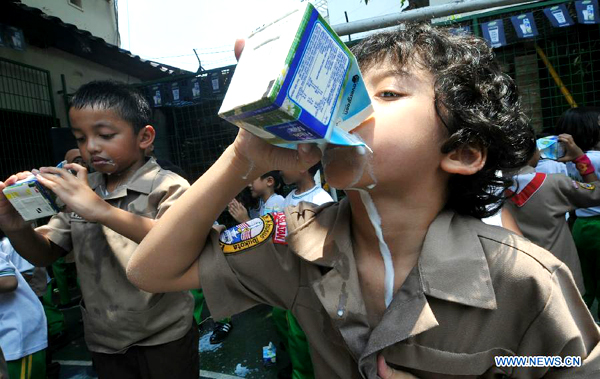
[2,162,107,223]
[221,2,372,176]
[0,171,36,230]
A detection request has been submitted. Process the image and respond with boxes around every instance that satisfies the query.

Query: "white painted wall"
[20,0,119,45]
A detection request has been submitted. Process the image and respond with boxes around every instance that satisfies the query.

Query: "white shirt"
[536,159,568,175]
[283,185,334,207]
[0,255,47,361]
[0,238,34,275]
[566,150,600,217]
[258,194,285,216]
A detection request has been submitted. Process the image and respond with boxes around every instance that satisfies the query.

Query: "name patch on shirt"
[272,212,287,245]
[70,212,85,222]
[574,181,595,190]
[219,214,275,253]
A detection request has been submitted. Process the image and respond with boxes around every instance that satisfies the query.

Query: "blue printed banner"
[449,25,472,36]
[511,13,538,38]
[543,4,574,27]
[481,20,506,48]
[575,0,600,24]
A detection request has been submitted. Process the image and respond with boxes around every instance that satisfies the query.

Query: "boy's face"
[323,60,449,192]
[249,177,269,198]
[69,106,152,175]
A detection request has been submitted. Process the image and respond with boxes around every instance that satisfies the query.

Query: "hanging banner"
[150,84,163,107]
[543,4,575,27]
[190,77,201,100]
[170,82,180,102]
[449,25,472,36]
[575,0,600,24]
[481,20,506,48]
[511,12,538,38]
[6,26,25,51]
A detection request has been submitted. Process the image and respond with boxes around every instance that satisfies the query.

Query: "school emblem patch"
[219,214,275,253]
[577,181,595,190]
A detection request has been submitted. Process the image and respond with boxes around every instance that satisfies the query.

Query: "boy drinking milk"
[0,81,197,378]
[128,25,600,378]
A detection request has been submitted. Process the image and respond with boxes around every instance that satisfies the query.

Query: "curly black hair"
[351,23,535,218]
[70,80,152,134]
[554,107,600,152]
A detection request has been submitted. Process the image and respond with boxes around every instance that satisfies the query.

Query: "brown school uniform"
[199,198,600,378]
[37,157,194,354]
[505,166,600,293]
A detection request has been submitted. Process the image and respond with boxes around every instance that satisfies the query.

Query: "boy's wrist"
[226,145,268,182]
[90,200,114,224]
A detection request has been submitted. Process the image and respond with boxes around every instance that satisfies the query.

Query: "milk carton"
[219,2,372,148]
[3,176,59,221]
[537,136,565,160]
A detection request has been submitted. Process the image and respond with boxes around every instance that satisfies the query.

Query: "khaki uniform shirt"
[37,158,194,354]
[505,166,600,293]
[199,198,600,378]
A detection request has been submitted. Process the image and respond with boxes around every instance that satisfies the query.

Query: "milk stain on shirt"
[358,190,394,308]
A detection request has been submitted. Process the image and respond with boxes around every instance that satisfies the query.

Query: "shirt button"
[337,309,344,317]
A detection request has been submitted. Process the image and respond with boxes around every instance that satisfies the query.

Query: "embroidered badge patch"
[577,182,596,190]
[272,212,287,245]
[70,212,84,221]
[219,214,275,253]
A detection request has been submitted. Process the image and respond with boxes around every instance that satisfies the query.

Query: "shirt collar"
[286,199,497,369]
[287,198,497,310]
[291,185,319,199]
[88,157,160,199]
[518,165,536,175]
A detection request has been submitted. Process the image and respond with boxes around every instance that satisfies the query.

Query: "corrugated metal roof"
[0,0,192,80]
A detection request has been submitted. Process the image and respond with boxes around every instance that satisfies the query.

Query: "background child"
[0,254,47,379]
[0,81,197,378]
[128,25,600,377]
[228,170,284,223]
[281,163,333,208]
[555,107,600,312]
[504,133,600,295]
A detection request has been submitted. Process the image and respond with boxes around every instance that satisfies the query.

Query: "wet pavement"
[53,301,284,379]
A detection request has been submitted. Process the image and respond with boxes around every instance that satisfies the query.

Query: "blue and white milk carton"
[219,2,373,148]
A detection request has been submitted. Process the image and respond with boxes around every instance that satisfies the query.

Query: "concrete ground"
[52,301,284,379]
[49,283,600,379]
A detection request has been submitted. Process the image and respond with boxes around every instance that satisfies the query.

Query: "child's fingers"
[39,166,70,179]
[64,163,89,183]
[234,39,245,61]
[377,355,418,379]
[294,144,322,171]
[36,173,61,190]
[4,172,30,186]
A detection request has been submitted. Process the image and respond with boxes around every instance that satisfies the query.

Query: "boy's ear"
[265,176,275,187]
[138,125,156,150]
[440,144,487,175]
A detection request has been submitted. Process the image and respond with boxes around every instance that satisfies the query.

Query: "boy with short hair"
[281,163,333,208]
[228,170,285,223]
[128,25,600,377]
[0,81,197,378]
